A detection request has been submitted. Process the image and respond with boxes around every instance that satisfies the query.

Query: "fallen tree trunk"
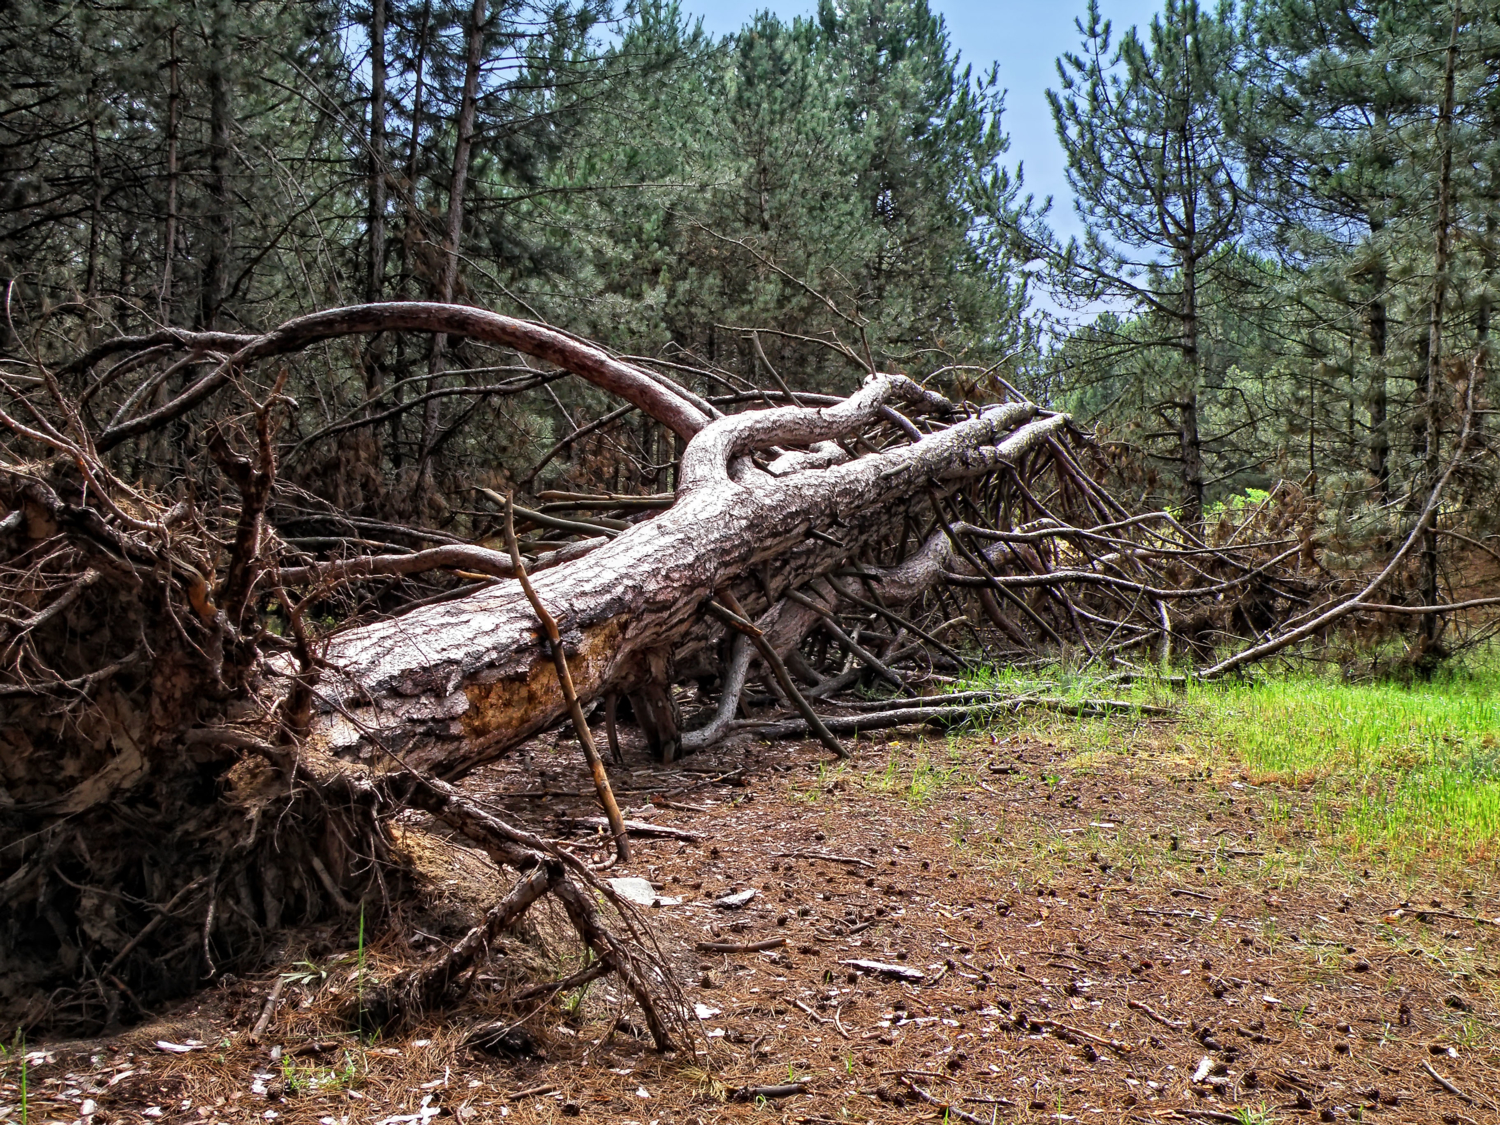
[8,304,1072,1036]
[301,388,1067,777]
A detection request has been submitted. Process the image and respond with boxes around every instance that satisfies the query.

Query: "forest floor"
[8,670,1500,1125]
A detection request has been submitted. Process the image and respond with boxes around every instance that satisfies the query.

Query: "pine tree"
[532,0,1040,404]
[1050,0,1247,525]
[1238,0,1500,651]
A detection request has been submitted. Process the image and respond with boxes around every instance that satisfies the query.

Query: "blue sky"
[680,0,1166,243]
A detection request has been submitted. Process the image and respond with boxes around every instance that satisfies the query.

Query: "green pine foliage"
[1048,0,1500,560]
[1,0,1495,588]
[525,0,1043,398]
[0,0,1042,511]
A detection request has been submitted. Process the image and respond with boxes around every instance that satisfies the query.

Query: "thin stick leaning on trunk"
[783,588,905,689]
[824,573,970,668]
[929,490,1066,648]
[502,493,630,862]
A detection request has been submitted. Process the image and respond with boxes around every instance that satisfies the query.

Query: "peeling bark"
[302,395,1065,776]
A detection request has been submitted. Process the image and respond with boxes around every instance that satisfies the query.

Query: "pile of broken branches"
[1,301,1490,1037]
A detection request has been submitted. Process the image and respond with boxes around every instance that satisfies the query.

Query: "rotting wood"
[695,937,787,953]
[731,1082,809,1101]
[773,850,875,869]
[1026,1014,1133,1055]
[1127,997,1187,1030]
[563,817,702,842]
[1384,906,1500,928]
[1425,1059,1497,1110]
[898,1079,987,1125]
[247,976,286,1045]
[793,998,831,1025]
[839,959,924,981]
[505,1084,559,1101]
[1170,1110,1261,1125]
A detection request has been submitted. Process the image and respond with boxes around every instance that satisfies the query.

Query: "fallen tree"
[1,302,1489,1036]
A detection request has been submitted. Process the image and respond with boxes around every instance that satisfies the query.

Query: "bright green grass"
[1183,670,1500,858]
[956,659,1500,861]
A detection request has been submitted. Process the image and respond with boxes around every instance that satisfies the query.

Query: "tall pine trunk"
[416,0,486,503]
[1419,2,1460,654]
[1365,263,1389,498]
[367,0,388,309]
[1178,253,1205,528]
[364,0,389,445]
[85,105,102,301]
[392,0,434,473]
[200,14,235,330]
[159,26,180,323]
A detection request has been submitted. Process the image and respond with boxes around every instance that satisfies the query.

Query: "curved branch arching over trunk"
[95,302,712,450]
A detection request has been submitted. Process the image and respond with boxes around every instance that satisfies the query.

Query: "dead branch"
[501,493,629,862]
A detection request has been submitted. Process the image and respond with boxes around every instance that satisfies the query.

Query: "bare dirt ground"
[8,721,1500,1125]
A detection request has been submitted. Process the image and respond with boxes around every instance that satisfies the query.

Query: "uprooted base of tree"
[0,725,684,1047]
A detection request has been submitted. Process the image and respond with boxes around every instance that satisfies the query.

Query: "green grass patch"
[1184,670,1500,859]
[863,736,966,805]
[961,658,1500,863]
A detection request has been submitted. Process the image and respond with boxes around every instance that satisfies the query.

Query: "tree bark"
[403,0,432,197]
[417,0,486,497]
[299,390,1066,778]
[85,105,102,301]
[1177,253,1205,528]
[4,297,1400,1033]
[0,305,1063,1034]
[200,12,234,330]
[1419,1,1461,653]
[159,26,180,323]
[363,0,390,459]
[1365,263,1389,498]
[367,0,388,308]
[393,0,433,471]
[93,303,710,451]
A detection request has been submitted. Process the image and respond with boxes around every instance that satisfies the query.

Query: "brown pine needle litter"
[7,720,1500,1124]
